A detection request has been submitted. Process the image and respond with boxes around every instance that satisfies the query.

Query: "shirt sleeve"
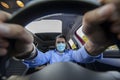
[71,46,103,63]
[23,49,51,68]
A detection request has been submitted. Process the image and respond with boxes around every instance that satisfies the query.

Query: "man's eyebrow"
[57,41,65,42]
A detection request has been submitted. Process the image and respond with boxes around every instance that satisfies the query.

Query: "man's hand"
[82,0,120,56]
[0,11,34,57]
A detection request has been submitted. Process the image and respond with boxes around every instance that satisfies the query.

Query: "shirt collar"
[54,49,69,53]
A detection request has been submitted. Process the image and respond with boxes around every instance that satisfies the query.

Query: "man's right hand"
[0,11,34,57]
[82,0,120,56]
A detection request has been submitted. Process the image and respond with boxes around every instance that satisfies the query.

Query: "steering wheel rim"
[8,0,99,26]
[27,62,116,80]
[7,0,119,80]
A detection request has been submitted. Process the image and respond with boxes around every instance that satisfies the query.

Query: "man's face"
[55,38,66,53]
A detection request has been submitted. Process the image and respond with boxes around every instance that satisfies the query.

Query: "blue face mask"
[56,43,66,52]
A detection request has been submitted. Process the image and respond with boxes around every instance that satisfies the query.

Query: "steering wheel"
[8,0,120,80]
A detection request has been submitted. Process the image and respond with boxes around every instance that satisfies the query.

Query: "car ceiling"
[0,0,33,13]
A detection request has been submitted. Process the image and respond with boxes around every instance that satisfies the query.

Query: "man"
[22,34,102,68]
[0,0,120,77]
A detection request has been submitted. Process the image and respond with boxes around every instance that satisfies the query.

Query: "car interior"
[0,0,120,80]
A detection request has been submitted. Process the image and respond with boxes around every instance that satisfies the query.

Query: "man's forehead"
[56,38,65,41]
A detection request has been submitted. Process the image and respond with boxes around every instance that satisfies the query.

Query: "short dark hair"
[55,34,66,41]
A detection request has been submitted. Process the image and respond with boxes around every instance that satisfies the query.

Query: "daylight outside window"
[25,20,62,33]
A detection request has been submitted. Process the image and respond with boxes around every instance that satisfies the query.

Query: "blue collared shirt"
[24,46,102,68]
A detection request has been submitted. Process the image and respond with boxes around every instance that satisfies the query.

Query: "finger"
[0,48,7,56]
[0,23,33,44]
[118,34,120,40]
[0,11,11,22]
[99,0,119,4]
[111,22,120,34]
[0,38,9,48]
[111,26,120,34]
[83,4,116,26]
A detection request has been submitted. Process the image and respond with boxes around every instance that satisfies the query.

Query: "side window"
[68,39,77,50]
[76,25,88,43]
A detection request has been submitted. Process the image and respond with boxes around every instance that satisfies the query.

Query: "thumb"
[99,0,119,5]
[0,11,11,22]
[83,4,116,26]
[0,23,33,44]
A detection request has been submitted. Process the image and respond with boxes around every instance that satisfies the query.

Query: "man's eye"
[57,41,65,43]
[57,42,60,43]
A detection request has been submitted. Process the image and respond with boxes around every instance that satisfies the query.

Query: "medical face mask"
[56,43,66,52]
